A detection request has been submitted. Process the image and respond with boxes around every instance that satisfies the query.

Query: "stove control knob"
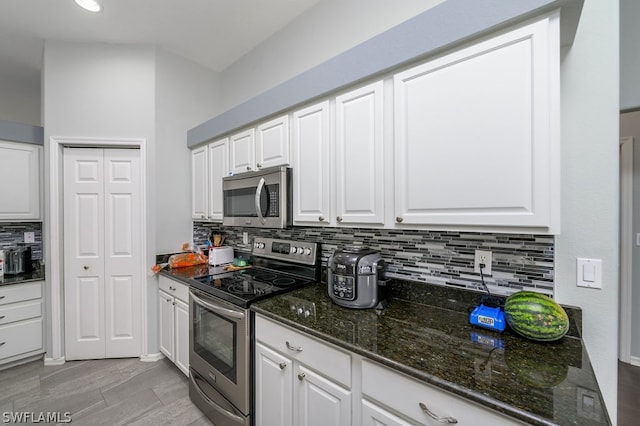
[297,307,303,315]
[304,248,312,255]
[260,242,266,249]
[303,310,311,318]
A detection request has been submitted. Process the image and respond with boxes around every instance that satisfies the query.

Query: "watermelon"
[503,291,569,342]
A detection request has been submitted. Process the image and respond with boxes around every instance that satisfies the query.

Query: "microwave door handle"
[190,291,245,320]
[255,177,266,225]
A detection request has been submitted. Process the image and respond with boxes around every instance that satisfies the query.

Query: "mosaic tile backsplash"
[193,223,554,296]
[0,222,43,260]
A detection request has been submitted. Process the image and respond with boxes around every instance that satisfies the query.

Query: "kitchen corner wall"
[0,222,43,260]
[194,223,554,296]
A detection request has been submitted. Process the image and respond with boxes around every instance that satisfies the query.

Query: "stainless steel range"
[188,237,319,426]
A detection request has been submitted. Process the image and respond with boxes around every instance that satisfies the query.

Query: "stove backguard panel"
[193,224,554,297]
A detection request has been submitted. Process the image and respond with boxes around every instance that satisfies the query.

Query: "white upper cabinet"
[292,101,332,226]
[208,138,229,221]
[230,129,256,175]
[0,141,42,221]
[394,14,559,231]
[191,145,208,220]
[257,115,290,170]
[335,81,385,225]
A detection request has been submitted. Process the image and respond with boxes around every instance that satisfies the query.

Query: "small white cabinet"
[158,275,189,376]
[191,145,209,220]
[0,141,42,221]
[393,14,559,230]
[230,115,290,175]
[0,281,44,367]
[291,101,332,225]
[192,138,229,221]
[208,138,229,221]
[335,81,385,225]
[255,314,351,426]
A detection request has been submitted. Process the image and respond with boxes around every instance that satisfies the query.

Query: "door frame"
[620,136,635,365]
[45,136,148,364]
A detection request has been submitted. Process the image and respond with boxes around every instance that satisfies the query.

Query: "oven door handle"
[190,290,245,320]
[255,177,266,225]
[190,373,245,424]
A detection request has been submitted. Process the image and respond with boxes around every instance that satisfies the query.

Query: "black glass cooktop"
[190,268,314,308]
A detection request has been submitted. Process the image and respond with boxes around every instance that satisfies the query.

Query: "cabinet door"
[295,365,351,426]
[0,141,41,221]
[174,298,189,376]
[335,81,385,225]
[158,291,174,361]
[191,145,208,220]
[394,16,558,230]
[292,101,331,225]
[208,138,229,221]
[230,129,256,174]
[257,115,290,170]
[362,400,413,426]
[255,342,293,426]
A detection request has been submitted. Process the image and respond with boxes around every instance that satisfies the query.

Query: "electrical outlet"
[24,232,35,243]
[474,250,492,275]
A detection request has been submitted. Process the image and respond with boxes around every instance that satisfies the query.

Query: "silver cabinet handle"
[286,341,303,352]
[396,216,403,223]
[201,214,206,219]
[336,216,343,223]
[257,163,262,169]
[0,296,4,300]
[419,402,458,424]
[298,372,306,381]
[279,362,287,370]
[318,216,325,222]
[0,316,5,320]
[83,265,89,270]
[0,342,5,347]
[246,166,252,171]
[169,286,176,291]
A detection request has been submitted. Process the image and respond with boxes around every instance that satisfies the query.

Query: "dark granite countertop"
[0,263,45,286]
[251,282,610,426]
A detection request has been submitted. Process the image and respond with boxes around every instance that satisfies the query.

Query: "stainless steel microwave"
[222,166,292,228]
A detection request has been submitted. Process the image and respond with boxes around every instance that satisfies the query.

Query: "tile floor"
[0,357,209,425]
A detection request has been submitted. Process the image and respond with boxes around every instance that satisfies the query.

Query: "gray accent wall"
[0,119,44,145]
[187,0,583,147]
[621,0,640,111]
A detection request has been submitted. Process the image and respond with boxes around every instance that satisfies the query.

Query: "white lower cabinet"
[0,281,44,367]
[361,359,524,425]
[255,314,524,426]
[158,276,189,376]
[255,315,351,426]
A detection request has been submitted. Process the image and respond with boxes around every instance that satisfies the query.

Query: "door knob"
[396,216,403,223]
[336,216,343,222]
[318,216,325,222]
[83,265,89,270]
[297,372,306,381]
[279,362,287,370]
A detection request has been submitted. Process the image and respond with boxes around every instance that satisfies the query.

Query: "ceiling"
[0,0,321,89]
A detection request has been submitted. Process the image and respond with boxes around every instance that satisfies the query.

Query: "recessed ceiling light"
[74,0,102,13]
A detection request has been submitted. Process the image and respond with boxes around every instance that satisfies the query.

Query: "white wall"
[621,0,640,110]
[555,1,619,423]
[155,49,219,253]
[620,111,640,360]
[42,41,158,357]
[218,0,444,111]
[0,69,41,126]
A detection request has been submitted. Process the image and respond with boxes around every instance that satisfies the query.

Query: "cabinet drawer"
[0,300,42,325]
[0,318,43,360]
[255,315,351,387]
[362,359,523,425]
[0,281,42,306]
[158,275,189,303]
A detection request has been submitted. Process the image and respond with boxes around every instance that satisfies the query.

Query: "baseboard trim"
[627,355,640,367]
[44,356,66,366]
[140,352,164,362]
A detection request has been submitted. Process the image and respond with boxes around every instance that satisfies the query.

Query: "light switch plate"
[24,232,35,243]
[576,258,602,289]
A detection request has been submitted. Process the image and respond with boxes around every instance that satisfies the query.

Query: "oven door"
[189,288,250,420]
